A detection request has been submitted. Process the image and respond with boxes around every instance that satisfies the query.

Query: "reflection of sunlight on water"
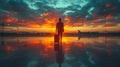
[62,37,67,42]
[1,36,120,55]
[2,36,120,46]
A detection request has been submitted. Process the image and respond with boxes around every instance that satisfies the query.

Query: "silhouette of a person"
[56,18,64,36]
[54,18,64,67]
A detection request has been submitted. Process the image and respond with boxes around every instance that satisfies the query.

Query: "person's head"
[59,18,62,22]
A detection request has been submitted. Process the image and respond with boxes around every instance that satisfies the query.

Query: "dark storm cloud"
[63,0,120,26]
[0,0,31,20]
[0,0,120,27]
[68,0,120,19]
[0,0,57,22]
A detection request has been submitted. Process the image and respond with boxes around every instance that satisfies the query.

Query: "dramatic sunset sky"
[0,0,120,33]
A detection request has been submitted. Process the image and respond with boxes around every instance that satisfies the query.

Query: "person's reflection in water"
[54,35,64,67]
[54,18,64,67]
[78,36,81,40]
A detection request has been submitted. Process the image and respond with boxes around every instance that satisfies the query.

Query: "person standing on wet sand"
[55,18,64,67]
[56,18,64,37]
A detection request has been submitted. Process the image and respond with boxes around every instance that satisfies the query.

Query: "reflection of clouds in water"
[86,51,95,65]
[0,37,120,67]
[64,43,94,67]
[48,63,72,67]
[27,60,38,67]
[63,37,120,67]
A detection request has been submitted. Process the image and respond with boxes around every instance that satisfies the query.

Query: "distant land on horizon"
[0,31,120,37]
